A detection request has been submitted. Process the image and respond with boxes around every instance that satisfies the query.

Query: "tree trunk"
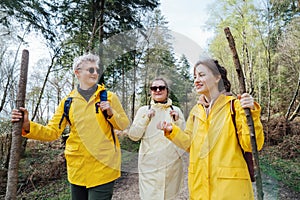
[0,75,11,113]
[288,102,300,121]
[98,0,105,85]
[122,58,126,108]
[5,49,29,200]
[31,50,58,121]
[285,71,300,121]
[131,52,137,122]
[224,27,264,200]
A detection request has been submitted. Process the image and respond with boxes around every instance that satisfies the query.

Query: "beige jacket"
[128,99,186,200]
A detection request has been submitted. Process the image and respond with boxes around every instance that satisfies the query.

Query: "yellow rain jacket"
[165,94,264,200]
[22,84,130,188]
[128,99,186,200]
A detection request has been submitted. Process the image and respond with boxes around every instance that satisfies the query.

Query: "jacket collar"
[150,98,173,108]
[192,94,235,119]
[209,94,235,114]
[68,84,106,98]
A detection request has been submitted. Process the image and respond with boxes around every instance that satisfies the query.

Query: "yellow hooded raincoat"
[22,84,130,188]
[128,99,186,200]
[165,94,264,200]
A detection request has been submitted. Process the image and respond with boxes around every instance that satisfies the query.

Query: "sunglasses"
[77,67,101,74]
[150,86,166,91]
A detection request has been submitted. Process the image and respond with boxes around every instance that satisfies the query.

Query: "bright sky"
[160,0,214,50]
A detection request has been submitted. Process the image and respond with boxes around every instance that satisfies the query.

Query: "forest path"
[112,153,300,200]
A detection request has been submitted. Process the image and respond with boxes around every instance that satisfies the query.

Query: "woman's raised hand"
[157,121,173,133]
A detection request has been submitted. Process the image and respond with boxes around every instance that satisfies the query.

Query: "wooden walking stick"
[224,27,264,200]
[5,50,29,200]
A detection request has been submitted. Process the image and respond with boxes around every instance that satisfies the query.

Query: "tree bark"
[131,52,137,122]
[5,49,29,200]
[224,27,264,200]
[288,102,300,121]
[98,0,105,85]
[285,71,300,121]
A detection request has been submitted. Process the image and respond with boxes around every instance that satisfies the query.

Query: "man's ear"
[74,70,80,77]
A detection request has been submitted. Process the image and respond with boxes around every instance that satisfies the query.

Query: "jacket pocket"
[216,167,252,199]
[64,144,82,168]
[217,167,249,180]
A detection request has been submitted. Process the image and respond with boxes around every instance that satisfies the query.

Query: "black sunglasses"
[150,86,166,91]
[77,67,101,74]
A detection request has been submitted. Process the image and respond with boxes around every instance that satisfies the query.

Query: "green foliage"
[119,135,140,153]
[206,0,300,119]
[0,0,57,42]
[260,148,300,191]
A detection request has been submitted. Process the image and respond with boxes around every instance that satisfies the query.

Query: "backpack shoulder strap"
[99,89,117,151]
[59,97,73,129]
[231,99,237,132]
[231,99,255,182]
[169,105,176,121]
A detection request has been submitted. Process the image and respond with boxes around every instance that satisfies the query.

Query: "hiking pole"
[224,27,264,200]
[6,49,29,200]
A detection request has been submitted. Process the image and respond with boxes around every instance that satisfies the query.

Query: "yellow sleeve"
[22,98,67,141]
[107,92,130,131]
[235,100,265,152]
[165,107,196,152]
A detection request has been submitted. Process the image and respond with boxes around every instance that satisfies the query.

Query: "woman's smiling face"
[150,80,168,102]
[194,64,221,96]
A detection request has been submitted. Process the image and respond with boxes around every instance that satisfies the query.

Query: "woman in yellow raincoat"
[11,53,130,200]
[158,59,264,200]
[128,78,185,200]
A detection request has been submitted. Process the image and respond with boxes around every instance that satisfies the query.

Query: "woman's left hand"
[239,93,255,109]
[169,110,179,121]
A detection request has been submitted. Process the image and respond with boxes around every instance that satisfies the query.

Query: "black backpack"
[58,90,117,149]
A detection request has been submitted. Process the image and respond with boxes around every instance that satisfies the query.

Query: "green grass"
[17,176,70,199]
[260,148,300,192]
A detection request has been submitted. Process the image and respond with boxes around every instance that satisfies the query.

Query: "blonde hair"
[72,53,100,70]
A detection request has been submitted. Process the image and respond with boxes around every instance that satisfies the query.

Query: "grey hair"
[72,53,100,71]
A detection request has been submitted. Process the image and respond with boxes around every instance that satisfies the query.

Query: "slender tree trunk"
[224,27,264,200]
[122,58,125,108]
[0,76,11,113]
[98,0,105,85]
[31,51,58,121]
[131,52,137,121]
[288,102,300,121]
[5,49,29,200]
[285,71,300,120]
[267,49,271,121]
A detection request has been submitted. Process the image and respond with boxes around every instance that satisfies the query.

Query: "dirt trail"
[112,153,300,200]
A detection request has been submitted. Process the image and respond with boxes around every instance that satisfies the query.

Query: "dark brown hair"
[194,59,231,92]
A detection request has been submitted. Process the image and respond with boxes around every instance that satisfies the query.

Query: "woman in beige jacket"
[128,78,186,200]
